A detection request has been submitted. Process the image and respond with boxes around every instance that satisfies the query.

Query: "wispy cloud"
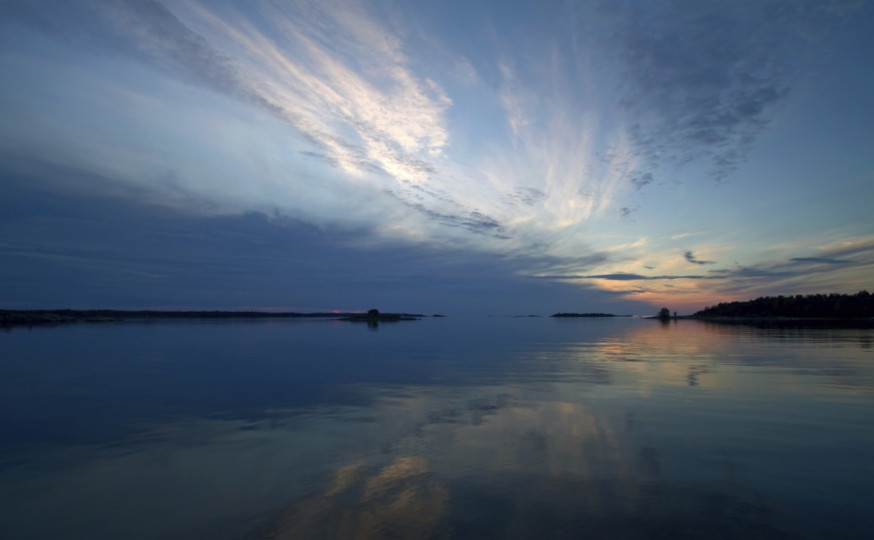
[671,232,705,241]
[789,257,850,264]
[180,1,452,185]
[580,273,705,282]
[684,250,715,265]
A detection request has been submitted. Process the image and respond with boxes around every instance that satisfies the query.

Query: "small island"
[551,312,617,318]
[339,309,420,323]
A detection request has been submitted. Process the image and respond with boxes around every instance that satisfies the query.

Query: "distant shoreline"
[0,309,425,327]
[3,309,871,329]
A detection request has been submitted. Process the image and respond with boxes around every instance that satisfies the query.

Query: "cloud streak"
[161,1,451,184]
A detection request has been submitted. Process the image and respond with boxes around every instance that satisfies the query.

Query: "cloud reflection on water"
[1,320,872,539]
[257,379,790,539]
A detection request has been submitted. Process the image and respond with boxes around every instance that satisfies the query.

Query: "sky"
[1,0,873,316]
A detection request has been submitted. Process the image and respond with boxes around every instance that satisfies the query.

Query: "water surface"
[1,317,872,539]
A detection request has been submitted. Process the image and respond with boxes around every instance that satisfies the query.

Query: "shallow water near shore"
[1,317,873,539]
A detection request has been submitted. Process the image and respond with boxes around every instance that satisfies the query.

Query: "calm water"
[1,317,873,539]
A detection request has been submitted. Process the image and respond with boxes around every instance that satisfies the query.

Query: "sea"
[1,316,872,539]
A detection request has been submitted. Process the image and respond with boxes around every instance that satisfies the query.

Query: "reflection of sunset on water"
[545,321,874,399]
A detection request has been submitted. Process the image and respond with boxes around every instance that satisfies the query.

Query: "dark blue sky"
[2,1,873,314]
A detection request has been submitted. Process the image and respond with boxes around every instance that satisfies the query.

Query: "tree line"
[694,291,873,318]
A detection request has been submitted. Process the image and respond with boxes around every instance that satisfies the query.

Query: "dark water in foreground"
[1,317,872,539]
